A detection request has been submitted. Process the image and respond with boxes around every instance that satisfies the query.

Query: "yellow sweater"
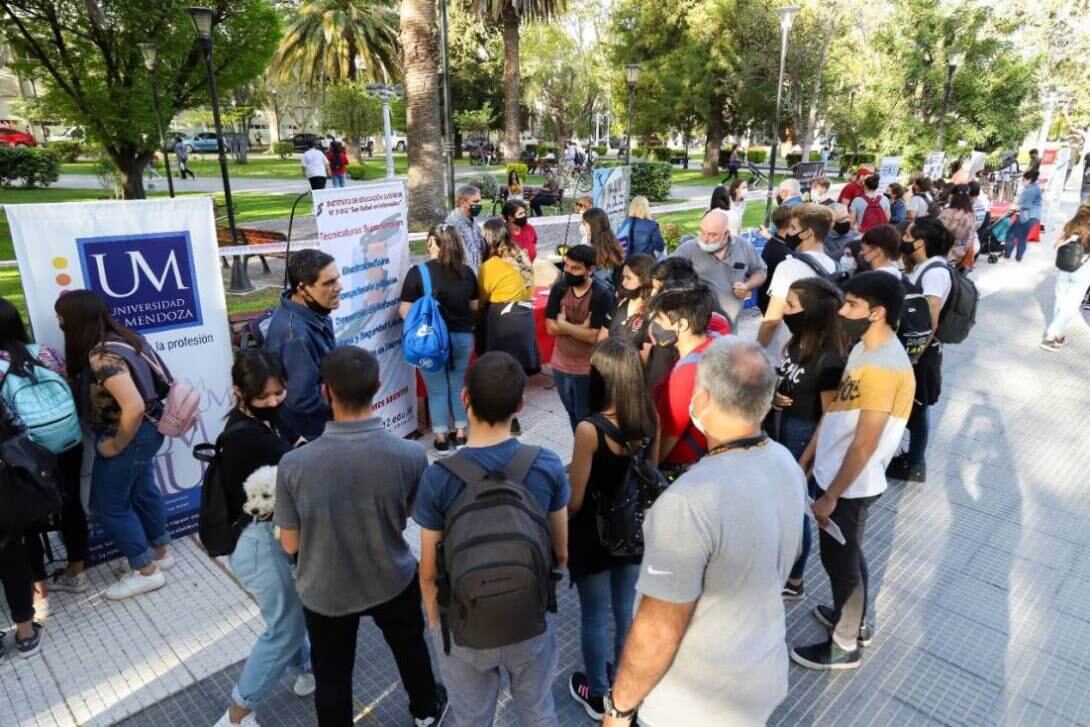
[479,256,532,303]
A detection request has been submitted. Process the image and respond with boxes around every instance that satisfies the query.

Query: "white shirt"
[765,250,837,358]
[302,148,328,178]
[873,264,902,279]
[908,256,951,307]
[908,195,929,218]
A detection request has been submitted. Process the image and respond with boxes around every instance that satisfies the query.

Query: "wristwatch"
[603,689,639,721]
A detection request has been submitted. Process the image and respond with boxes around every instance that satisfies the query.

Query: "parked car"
[0,128,37,148]
[163,133,193,154]
[54,126,85,142]
[189,132,248,153]
[291,132,326,152]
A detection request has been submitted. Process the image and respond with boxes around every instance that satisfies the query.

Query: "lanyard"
[705,433,769,458]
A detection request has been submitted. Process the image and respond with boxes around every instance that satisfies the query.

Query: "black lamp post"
[139,43,175,199]
[187,6,252,293]
[624,64,640,165]
[936,51,964,151]
[765,5,799,227]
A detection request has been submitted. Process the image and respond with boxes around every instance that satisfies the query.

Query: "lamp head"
[779,5,800,32]
[138,43,158,72]
[948,51,965,70]
[187,7,214,41]
[625,63,641,87]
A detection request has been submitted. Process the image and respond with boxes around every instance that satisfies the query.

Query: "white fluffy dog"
[242,465,278,521]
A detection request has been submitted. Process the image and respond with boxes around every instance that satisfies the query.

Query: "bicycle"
[559,160,594,194]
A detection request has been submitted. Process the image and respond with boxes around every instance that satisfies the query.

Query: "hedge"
[463,172,499,199]
[505,162,528,180]
[630,161,672,202]
[535,143,558,157]
[48,141,83,163]
[661,222,684,253]
[593,145,607,157]
[0,146,60,189]
[632,148,648,159]
[745,149,768,164]
[649,147,674,162]
[272,141,294,160]
[345,163,380,181]
[785,151,827,166]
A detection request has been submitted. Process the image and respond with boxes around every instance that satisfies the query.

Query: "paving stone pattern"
[3,188,1090,725]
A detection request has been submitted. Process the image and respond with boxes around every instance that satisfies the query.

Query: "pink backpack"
[105,342,200,438]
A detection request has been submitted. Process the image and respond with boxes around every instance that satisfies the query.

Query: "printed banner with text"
[592,165,632,234]
[312,181,415,437]
[5,197,233,563]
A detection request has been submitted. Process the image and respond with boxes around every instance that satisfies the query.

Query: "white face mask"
[698,235,729,254]
[688,398,707,436]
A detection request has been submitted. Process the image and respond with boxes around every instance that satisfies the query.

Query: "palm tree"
[400,0,446,227]
[474,0,568,161]
[274,0,401,86]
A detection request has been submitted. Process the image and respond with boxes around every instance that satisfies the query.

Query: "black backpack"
[897,275,936,358]
[588,415,669,558]
[193,422,251,557]
[794,250,850,288]
[434,445,559,653]
[918,260,978,344]
[1056,237,1088,273]
[0,406,61,541]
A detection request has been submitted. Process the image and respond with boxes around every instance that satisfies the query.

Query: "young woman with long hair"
[54,290,173,601]
[215,350,313,727]
[729,177,749,220]
[602,253,655,348]
[399,224,479,451]
[771,277,849,600]
[581,207,625,291]
[567,337,659,719]
[0,298,88,620]
[1041,205,1090,351]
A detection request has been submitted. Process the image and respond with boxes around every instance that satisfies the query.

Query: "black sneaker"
[414,684,449,727]
[15,623,42,658]
[886,457,926,483]
[812,604,872,647]
[434,436,451,453]
[782,581,805,600]
[790,639,860,670]
[568,672,604,720]
[454,432,468,447]
[510,417,522,436]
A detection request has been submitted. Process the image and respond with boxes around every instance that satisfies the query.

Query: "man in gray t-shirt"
[673,209,766,324]
[603,339,805,726]
[275,347,445,725]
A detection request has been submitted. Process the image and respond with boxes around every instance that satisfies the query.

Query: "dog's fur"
[242,465,278,521]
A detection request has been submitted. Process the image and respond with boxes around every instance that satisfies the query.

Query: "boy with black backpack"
[415,352,570,726]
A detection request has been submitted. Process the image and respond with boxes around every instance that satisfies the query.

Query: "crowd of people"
[0,153,1087,727]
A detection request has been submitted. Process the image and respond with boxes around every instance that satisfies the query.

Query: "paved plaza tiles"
[3,188,1090,726]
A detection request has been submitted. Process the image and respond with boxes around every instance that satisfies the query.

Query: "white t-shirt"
[873,264,902,279]
[908,195,929,218]
[765,250,837,359]
[908,256,951,307]
[302,148,328,178]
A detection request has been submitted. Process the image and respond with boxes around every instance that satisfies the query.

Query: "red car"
[0,128,37,147]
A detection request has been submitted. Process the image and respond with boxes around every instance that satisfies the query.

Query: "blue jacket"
[263,291,336,440]
[619,217,666,258]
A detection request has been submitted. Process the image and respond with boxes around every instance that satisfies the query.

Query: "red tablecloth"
[533,286,555,364]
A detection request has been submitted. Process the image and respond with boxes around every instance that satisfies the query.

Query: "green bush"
[632,148,648,159]
[345,163,378,180]
[785,153,802,166]
[505,162,528,180]
[809,151,823,162]
[0,146,60,189]
[464,172,499,200]
[272,141,294,160]
[745,149,768,164]
[48,140,83,163]
[650,147,674,162]
[629,162,672,202]
[535,143,557,157]
[593,145,607,157]
[661,222,684,253]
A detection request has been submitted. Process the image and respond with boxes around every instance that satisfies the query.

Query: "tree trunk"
[799,35,832,159]
[400,0,446,228]
[500,7,522,163]
[115,150,149,200]
[349,136,363,164]
[702,97,726,176]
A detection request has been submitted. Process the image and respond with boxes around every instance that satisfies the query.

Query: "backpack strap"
[100,340,173,386]
[437,444,542,489]
[418,262,433,299]
[794,252,828,278]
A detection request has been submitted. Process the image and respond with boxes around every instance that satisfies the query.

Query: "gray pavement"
[3,188,1089,726]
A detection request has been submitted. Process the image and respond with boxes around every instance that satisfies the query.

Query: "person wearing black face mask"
[606,253,656,346]
[216,350,312,727]
[503,199,538,261]
[265,249,341,441]
[769,278,848,601]
[824,203,861,261]
[445,184,487,272]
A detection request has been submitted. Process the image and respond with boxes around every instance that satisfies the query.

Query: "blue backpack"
[0,345,82,455]
[402,263,450,373]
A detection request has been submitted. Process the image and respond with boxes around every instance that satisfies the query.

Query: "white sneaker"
[212,710,260,727]
[154,554,176,571]
[49,570,90,593]
[104,569,165,600]
[293,672,316,697]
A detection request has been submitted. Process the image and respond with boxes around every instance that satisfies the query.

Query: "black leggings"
[24,444,87,582]
[0,536,34,624]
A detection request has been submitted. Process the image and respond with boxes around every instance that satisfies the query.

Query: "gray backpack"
[435,445,558,653]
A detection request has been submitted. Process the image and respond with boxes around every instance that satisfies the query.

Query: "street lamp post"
[624,64,640,165]
[187,6,251,293]
[765,5,800,227]
[439,0,456,209]
[139,43,175,199]
[936,50,964,151]
[367,83,403,180]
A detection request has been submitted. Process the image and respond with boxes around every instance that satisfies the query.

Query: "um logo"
[77,231,204,334]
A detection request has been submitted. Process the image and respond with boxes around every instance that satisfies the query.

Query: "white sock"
[833,633,858,652]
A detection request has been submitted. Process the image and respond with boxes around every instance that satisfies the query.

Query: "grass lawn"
[61,153,409,179]
[656,199,769,238]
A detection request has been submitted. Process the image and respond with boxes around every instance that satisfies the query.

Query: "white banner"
[312,181,415,437]
[878,156,902,189]
[5,197,233,562]
[923,151,945,180]
[592,166,632,233]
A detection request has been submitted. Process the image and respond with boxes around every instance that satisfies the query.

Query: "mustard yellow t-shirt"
[479,256,532,303]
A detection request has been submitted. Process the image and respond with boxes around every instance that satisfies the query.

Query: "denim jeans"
[229,521,310,710]
[330,173,346,188]
[1046,264,1090,339]
[421,331,474,434]
[779,416,818,582]
[574,564,640,697]
[906,404,929,468]
[1004,217,1037,261]
[552,370,590,431]
[90,420,169,570]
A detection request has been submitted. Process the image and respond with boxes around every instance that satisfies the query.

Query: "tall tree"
[321,84,383,162]
[274,0,400,86]
[0,1,278,199]
[521,23,601,148]
[400,0,445,227]
[473,0,568,161]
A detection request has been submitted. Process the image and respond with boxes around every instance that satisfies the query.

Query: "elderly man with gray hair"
[671,208,766,325]
[444,185,485,271]
[601,337,806,727]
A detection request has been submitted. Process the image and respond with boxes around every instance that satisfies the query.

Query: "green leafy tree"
[274,0,400,86]
[0,1,279,199]
[453,102,496,138]
[447,2,504,152]
[472,0,568,161]
[321,84,383,162]
[521,23,603,149]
